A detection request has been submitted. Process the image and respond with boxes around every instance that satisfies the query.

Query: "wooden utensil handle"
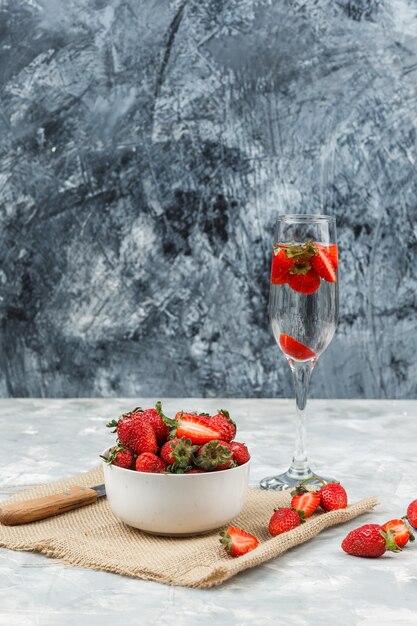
[0,486,98,525]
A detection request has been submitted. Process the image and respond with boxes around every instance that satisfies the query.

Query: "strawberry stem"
[161,409,179,438]
[298,476,326,488]
[290,485,309,496]
[292,509,306,524]
[155,401,168,420]
[381,529,401,553]
[401,516,415,541]
[106,418,119,433]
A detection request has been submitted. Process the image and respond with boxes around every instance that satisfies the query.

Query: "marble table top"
[0,398,416,626]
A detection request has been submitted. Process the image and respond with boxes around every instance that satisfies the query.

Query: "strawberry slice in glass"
[271,248,294,284]
[328,243,338,270]
[311,244,338,282]
[279,334,316,360]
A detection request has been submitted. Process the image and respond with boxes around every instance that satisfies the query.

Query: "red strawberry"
[291,487,321,519]
[311,245,337,282]
[110,416,158,456]
[319,482,348,511]
[271,248,294,284]
[107,408,143,448]
[101,444,135,470]
[279,334,316,360]
[140,401,170,444]
[341,524,400,557]
[314,243,339,269]
[328,243,338,270]
[406,500,417,529]
[220,526,259,557]
[287,261,321,294]
[135,452,166,473]
[165,412,225,445]
[382,519,414,548]
[195,440,236,471]
[184,468,206,474]
[228,441,250,465]
[269,508,302,536]
[134,420,159,455]
[160,436,197,471]
[209,410,236,443]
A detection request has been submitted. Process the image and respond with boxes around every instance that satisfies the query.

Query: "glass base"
[260,468,339,491]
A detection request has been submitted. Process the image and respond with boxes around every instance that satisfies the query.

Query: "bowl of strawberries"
[101,402,251,536]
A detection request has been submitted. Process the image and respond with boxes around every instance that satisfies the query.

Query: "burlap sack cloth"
[0,465,377,588]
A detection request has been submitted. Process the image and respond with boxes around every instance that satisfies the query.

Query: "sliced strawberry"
[311,246,337,282]
[328,244,338,270]
[382,519,414,548]
[287,261,321,294]
[166,412,224,445]
[220,526,259,557]
[291,487,321,518]
[271,248,294,284]
[279,334,316,360]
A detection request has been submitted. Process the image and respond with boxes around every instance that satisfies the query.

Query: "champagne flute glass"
[260,214,339,490]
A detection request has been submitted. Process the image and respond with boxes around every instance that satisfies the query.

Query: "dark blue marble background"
[0,0,416,398]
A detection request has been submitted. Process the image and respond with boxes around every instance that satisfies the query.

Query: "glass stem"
[288,360,315,480]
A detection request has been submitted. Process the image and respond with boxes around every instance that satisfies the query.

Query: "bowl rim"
[100,446,251,477]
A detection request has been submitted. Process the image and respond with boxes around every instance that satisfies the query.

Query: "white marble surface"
[0,398,416,626]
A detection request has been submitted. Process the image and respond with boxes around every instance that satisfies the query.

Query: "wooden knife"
[0,484,106,526]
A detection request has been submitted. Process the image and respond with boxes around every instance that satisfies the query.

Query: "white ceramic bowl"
[101,448,250,536]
